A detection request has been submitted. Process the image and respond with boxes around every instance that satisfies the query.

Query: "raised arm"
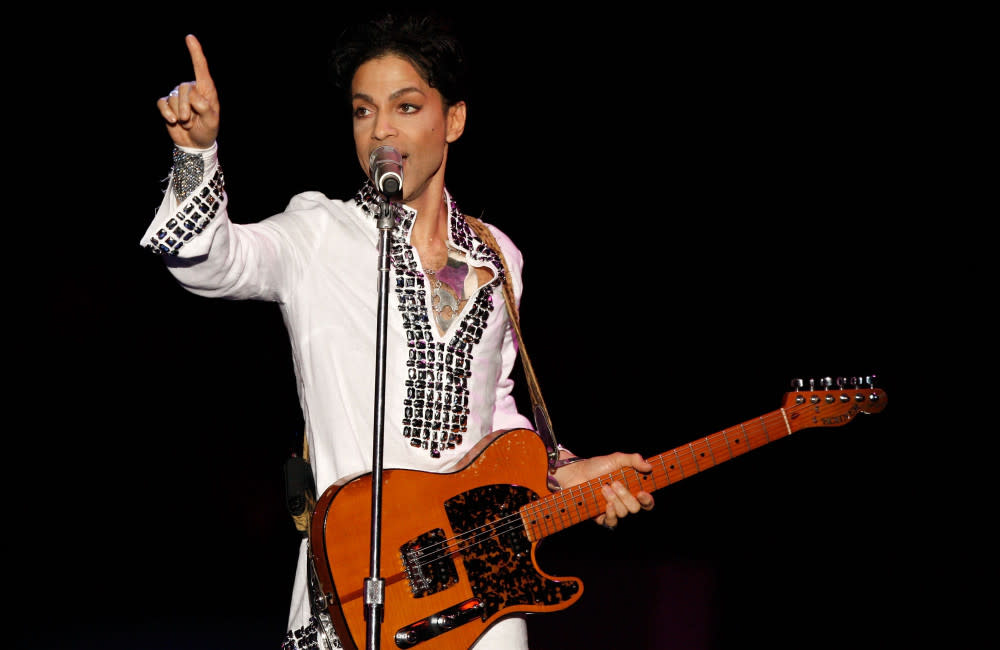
[158,34,220,149]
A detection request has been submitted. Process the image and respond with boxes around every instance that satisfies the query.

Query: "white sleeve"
[140,143,322,302]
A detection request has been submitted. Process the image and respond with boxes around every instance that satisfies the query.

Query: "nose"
[372,110,398,141]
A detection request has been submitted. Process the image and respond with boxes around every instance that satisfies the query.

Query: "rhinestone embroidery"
[280,615,343,649]
[172,146,205,203]
[355,182,505,458]
[145,165,226,256]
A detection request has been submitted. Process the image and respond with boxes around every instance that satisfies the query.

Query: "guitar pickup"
[394,598,484,648]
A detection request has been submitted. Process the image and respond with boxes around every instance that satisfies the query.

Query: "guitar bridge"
[400,528,459,597]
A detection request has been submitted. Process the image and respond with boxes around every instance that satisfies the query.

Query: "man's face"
[351,54,466,204]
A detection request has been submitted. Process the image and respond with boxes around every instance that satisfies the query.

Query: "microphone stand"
[365,195,395,650]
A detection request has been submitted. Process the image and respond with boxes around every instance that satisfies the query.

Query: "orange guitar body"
[309,429,582,650]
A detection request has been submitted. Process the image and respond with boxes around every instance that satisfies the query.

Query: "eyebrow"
[352,87,427,103]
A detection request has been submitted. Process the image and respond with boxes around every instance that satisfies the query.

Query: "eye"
[399,103,420,114]
[353,105,372,118]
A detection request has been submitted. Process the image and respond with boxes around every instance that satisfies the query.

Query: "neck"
[405,146,451,246]
[408,185,450,248]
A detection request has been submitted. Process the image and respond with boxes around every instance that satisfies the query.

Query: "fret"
[617,468,629,492]
[538,499,556,537]
[522,501,543,541]
[688,443,701,473]
[584,478,601,520]
[567,485,587,524]
[672,449,686,479]
[640,466,656,491]
[655,455,670,489]
[568,488,582,526]
[730,426,744,451]
[520,510,534,542]
[720,429,734,459]
[557,489,570,528]
[566,487,584,526]
[704,436,718,466]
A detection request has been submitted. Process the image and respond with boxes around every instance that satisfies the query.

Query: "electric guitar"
[309,379,888,650]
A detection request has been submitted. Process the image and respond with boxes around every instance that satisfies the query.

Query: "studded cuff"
[143,146,226,256]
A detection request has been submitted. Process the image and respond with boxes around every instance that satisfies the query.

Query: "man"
[146,13,654,649]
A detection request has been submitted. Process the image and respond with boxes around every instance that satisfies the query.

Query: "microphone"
[369,145,403,198]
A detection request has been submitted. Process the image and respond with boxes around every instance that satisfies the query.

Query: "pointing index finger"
[185,34,212,85]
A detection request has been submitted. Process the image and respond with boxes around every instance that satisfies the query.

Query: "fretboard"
[519,407,793,541]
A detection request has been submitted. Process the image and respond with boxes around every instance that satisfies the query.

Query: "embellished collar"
[353,181,504,284]
[352,181,509,460]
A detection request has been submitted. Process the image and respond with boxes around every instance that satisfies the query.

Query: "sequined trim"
[172,146,205,203]
[144,167,226,255]
[280,615,342,649]
[355,183,506,458]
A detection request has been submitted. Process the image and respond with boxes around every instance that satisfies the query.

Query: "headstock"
[781,375,888,430]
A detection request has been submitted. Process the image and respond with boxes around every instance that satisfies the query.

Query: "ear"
[445,101,467,143]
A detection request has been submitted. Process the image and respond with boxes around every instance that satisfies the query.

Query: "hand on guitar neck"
[553,452,655,529]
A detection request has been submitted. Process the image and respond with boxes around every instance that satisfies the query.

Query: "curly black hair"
[329,11,469,109]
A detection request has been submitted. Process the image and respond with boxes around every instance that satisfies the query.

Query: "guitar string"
[404,407,802,571]
[405,386,885,571]
[408,388,884,567]
[406,408,796,569]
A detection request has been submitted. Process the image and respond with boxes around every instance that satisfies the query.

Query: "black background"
[15,4,982,649]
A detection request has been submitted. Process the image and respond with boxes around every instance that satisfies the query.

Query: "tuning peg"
[836,376,846,389]
[819,377,834,403]
[809,378,816,391]
[865,374,880,402]
[790,378,806,403]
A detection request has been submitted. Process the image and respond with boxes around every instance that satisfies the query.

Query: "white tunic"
[143,144,534,649]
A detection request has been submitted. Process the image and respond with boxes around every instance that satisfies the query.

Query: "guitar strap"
[464,215,562,472]
[284,443,316,536]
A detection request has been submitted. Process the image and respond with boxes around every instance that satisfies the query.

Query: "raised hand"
[158,34,220,149]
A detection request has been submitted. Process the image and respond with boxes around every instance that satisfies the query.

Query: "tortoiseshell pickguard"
[443,484,579,618]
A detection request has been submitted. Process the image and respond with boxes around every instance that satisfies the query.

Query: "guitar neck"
[520,407,793,542]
